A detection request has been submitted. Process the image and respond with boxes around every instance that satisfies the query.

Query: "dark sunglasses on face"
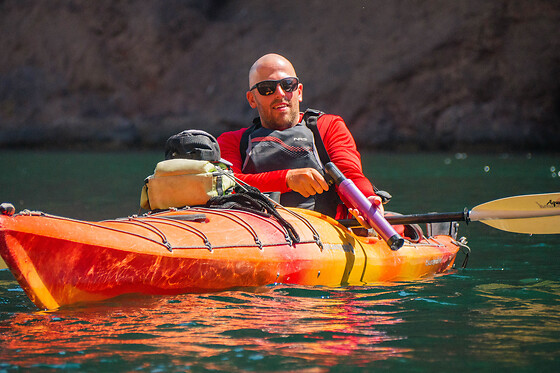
[250,77,299,96]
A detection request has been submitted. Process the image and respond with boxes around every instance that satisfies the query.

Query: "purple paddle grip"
[325,163,404,250]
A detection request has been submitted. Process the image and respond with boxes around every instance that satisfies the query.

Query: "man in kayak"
[217,53,383,220]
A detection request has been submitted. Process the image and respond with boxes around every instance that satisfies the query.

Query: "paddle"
[338,193,560,235]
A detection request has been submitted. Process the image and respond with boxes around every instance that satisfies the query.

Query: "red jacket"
[217,113,376,215]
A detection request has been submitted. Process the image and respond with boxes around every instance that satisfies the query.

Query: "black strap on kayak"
[205,185,300,244]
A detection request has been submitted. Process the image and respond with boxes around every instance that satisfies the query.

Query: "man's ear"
[246,91,257,108]
[298,83,303,102]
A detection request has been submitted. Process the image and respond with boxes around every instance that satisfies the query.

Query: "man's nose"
[272,83,287,96]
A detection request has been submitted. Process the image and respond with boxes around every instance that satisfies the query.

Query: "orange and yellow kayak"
[0,207,461,310]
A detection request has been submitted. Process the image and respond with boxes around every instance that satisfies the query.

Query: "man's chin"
[268,121,295,131]
[267,112,298,130]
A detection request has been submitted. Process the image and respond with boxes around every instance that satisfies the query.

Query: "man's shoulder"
[303,109,343,123]
[316,112,344,127]
[217,127,247,144]
[313,113,351,141]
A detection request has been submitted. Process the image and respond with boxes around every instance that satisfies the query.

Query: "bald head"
[248,54,298,88]
[245,53,303,130]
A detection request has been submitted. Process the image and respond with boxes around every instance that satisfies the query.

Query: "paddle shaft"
[338,192,560,235]
[338,211,467,227]
[339,207,560,226]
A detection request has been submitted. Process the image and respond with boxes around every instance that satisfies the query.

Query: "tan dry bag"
[140,159,235,210]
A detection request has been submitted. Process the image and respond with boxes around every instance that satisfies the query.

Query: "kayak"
[0,206,462,310]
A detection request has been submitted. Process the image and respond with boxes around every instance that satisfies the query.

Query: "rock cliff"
[1,0,559,151]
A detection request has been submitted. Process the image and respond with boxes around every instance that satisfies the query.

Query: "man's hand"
[348,195,385,229]
[286,168,329,198]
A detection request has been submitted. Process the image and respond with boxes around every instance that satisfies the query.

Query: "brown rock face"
[1,0,559,151]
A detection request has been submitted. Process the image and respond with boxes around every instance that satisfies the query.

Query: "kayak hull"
[0,208,460,309]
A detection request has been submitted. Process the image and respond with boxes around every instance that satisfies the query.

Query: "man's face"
[246,65,303,130]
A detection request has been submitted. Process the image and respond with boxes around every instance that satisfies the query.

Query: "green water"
[0,151,559,372]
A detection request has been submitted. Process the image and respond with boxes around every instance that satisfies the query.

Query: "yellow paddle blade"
[470,193,560,234]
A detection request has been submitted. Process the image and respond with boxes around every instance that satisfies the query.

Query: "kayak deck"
[0,207,461,309]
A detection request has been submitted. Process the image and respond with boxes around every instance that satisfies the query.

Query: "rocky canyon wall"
[1,0,559,151]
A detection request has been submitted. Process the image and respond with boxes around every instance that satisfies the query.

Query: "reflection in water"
[470,280,560,366]
[0,285,410,370]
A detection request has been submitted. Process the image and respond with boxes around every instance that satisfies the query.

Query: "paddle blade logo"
[536,198,560,209]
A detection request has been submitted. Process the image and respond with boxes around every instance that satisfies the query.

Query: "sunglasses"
[250,77,299,96]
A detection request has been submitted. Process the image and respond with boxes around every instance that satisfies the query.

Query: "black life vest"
[240,109,340,216]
